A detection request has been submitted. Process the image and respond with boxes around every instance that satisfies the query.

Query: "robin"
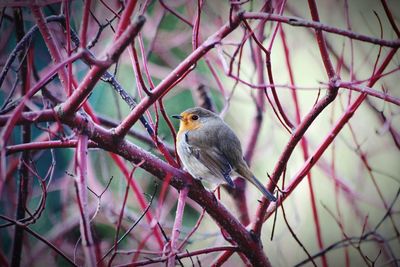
[172,107,276,202]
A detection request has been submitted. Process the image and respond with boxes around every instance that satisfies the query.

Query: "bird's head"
[172,107,218,132]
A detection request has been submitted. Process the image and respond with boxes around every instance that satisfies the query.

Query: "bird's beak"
[172,115,183,120]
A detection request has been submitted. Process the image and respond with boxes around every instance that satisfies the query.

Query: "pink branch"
[307,0,335,79]
[380,0,400,37]
[192,0,203,50]
[204,57,227,98]
[346,122,400,235]
[109,161,143,266]
[111,155,165,248]
[262,47,398,224]
[74,134,96,267]
[167,187,189,267]
[0,109,271,266]
[160,0,193,27]
[178,208,206,250]
[211,249,234,266]
[252,78,339,231]
[65,0,73,96]
[132,246,238,266]
[0,51,83,145]
[0,51,84,185]
[114,0,138,40]
[130,43,150,95]
[244,12,400,48]
[83,99,165,250]
[242,18,294,130]
[135,35,179,167]
[113,12,244,138]
[79,0,92,48]
[2,3,399,266]
[6,140,98,155]
[279,22,327,266]
[59,16,145,117]
[243,23,266,164]
[30,5,69,90]
[252,3,339,266]
[81,103,166,252]
[338,82,400,106]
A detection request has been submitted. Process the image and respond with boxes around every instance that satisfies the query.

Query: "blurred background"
[0,0,399,266]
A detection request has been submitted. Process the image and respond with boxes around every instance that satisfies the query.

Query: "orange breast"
[176,116,201,142]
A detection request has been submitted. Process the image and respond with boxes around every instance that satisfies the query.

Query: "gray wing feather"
[186,130,234,187]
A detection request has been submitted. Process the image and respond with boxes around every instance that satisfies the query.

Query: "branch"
[58,15,146,117]
[98,184,156,263]
[0,51,84,186]
[338,82,400,106]
[0,15,68,92]
[167,187,189,266]
[11,9,30,266]
[30,5,69,90]
[74,134,96,267]
[252,77,339,234]
[263,48,399,222]
[0,215,77,266]
[79,0,91,48]
[6,140,98,155]
[129,246,238,266]
[114,0,138,40]
[244,12,400,48]
[113,11,244,139]
[0,109,271,266]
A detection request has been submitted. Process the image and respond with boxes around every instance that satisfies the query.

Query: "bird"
[172,107,276,202]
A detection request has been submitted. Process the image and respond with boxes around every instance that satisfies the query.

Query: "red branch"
[0,51,84,185]
[114,0,138,39]
[6,140,98,155]
[113,12,244,139]
[252,79,339,234]
[30,5,69,90]
[59,16,145,117]
[244,12,400,48]
[74,134,96,267]
[1,3,399,266]
[262,48,398,226]
[79,0,92,48]
[0,109,272,266]
[167,187,189,266]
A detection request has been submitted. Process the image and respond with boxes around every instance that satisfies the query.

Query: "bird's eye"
[191,115,199,120]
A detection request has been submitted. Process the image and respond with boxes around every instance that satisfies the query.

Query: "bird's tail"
[237,163,277,202]
[249,174,277,202]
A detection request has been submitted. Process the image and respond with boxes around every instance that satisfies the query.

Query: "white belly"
[177,136,223,186]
